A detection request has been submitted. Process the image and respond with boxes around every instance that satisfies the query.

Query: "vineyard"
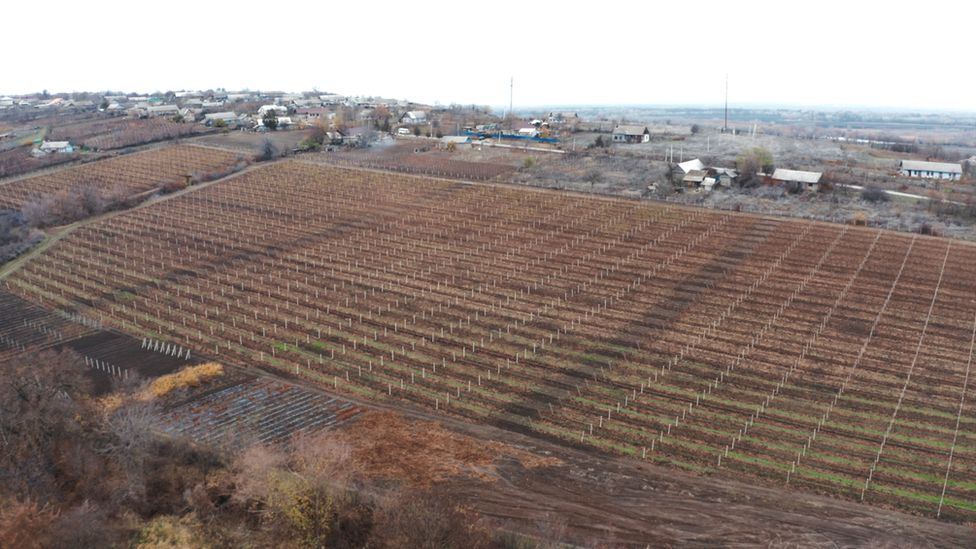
[0,145,79,179]
[0,145,245,209]
[48,116,205,150]
[6,160,976,521]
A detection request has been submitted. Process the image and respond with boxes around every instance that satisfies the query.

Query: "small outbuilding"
[771,168,822,192]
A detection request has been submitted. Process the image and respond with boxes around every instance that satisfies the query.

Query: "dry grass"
[140,362,224,400]
[95,362,225,415]
[335,411,561,486]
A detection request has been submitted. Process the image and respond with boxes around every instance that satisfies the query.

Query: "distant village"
[0,90,970,197]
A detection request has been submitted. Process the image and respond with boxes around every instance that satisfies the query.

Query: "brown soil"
[335,404,976,548]
[336,411,559,486]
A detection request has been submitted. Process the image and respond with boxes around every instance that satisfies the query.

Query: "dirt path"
[295,368,976,546]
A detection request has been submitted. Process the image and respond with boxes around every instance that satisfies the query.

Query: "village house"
[675,158,706,176]
[611,125,650,143]
[146,104,180,117]
[258,105,289,116]
[31,140,73,157]
[319,94,346,105]
[400,111,428,125]
[203,112,240,126]
[256,116,292,130]
[899,160,962,181]
[547,112,579,125]
[296,107,329,123]
[771,168,822,192]
[291,98,321,109]
[710,167,738,187]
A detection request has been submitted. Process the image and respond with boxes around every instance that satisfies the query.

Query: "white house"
[611,125,650,143]
[400,111,428,124]
[771,168,822,191]
[255,117,293,131]
[899,160,962,181]
[258,105,288,116]
[32,140,74,157]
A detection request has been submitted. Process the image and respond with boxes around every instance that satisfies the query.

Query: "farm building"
[771,168,822,191]
[203,112,240,126]
[146,104,180,117]
[31,141,74,157]
[400,111,428,124]
[611,125,650,143]
[899,160,962,180]
[440,135,471,149]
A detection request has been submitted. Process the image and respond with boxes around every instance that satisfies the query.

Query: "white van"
[397,127,411,136]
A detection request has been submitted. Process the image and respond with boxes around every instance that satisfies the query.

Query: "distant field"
[316,141,518,181]
[191,130,308,154]
[0,145,245,209]
[7,160,976,521]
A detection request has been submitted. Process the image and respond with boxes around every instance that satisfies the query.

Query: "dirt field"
[401,408,976,547]
[190,129,309,155]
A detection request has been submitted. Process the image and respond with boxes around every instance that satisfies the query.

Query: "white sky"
[6,1,974,111]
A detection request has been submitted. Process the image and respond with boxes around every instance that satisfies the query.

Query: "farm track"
[5,160,976,521]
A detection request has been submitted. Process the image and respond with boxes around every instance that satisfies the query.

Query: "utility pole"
[509,76,514,130]
[724,73,729,134]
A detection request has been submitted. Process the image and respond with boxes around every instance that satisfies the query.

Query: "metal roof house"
[258,104,288,116]
[146,104,180,117]
[676,158,706,174]
[899,160,962,181]
[771,169,822,191]
[611,125,650,143]
[400,111,428,124]
[203,112,240,126]
[32,140,73,157]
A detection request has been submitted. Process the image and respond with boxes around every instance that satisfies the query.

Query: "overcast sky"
[7,1,973,112]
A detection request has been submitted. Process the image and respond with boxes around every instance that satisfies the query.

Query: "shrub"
[256,139,279,162]
[861,186,889,202]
